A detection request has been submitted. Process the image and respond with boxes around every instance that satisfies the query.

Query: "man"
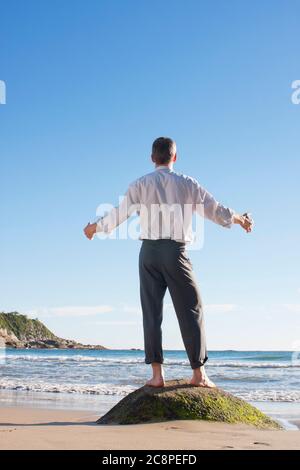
[84,137,253,388]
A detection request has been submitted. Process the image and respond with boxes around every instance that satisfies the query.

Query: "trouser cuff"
[145,357,164,365]
[190,356,208,369]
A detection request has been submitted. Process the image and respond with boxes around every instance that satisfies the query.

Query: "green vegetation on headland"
[98,379,282,429]
[0,311,107,349]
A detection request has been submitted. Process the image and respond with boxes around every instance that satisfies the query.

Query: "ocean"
[0,349,299,429]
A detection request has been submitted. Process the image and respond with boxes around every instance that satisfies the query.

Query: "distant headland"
[0,311,107,349]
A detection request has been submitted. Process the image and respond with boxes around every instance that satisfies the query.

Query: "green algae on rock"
[97,379,282,429]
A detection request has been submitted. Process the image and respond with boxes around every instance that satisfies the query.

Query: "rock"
[0,327,22,348]
[97,379,281,429]
[0,312,107,350]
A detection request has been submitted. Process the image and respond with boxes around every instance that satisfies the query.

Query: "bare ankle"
[192,366,204,376]
[151,362,164,379]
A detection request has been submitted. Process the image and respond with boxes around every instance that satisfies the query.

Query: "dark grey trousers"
[139,239,208,369]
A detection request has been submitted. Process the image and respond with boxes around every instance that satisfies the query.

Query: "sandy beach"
[0,406,299,450]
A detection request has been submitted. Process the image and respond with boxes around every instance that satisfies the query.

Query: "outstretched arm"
[84,183,140,240]
[193,181,253,233]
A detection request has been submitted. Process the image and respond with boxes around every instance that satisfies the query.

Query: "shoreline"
[1,388,299,431]
[2,348,299,446]
[0,405,299,450]
[4,347,294,351]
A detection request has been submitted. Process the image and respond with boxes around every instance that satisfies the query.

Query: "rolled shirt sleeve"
[192,180,235,228]
[95,182,140,234]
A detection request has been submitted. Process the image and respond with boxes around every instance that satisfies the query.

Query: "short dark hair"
[151,137,176,164]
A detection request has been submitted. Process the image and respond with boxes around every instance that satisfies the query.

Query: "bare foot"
[189,367,216,388]
[145,376,165,387]
[190,376,216,388]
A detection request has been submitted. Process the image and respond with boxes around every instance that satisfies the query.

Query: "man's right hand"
[233,213,254,233]
[83,222,97,240]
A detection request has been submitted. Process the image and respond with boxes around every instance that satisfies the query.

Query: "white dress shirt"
[95,166,235,244]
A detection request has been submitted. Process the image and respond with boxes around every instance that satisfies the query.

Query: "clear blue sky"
[1,0,299,350]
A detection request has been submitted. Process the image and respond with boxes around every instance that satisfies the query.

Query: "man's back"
[133,166,199,242]
[136,165,195,207]
[96,165,235,243]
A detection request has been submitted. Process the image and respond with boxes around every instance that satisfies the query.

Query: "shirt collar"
[155,165,172,171]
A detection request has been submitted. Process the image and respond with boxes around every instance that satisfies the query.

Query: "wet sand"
[0,406,299,450]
